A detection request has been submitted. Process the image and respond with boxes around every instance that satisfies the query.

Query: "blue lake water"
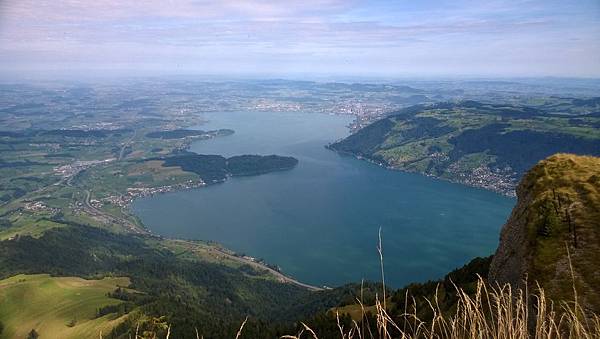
[131,111,515,288]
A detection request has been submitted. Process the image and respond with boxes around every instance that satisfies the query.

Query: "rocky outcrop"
[489,154,600,312]
[487,178,534,291]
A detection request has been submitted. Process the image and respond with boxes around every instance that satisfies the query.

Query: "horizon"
[1,0,599,79]
[2,73,600,85]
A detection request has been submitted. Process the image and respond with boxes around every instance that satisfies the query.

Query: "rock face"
[487,179,534,290]
[489,154,600,312]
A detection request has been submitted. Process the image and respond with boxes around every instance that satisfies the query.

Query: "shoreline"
[121,124,513,292]
[327,146,517,198]
[95,184,324,291]
[124,113,510,292]
[170,239,324,291]
[116,137,317,290]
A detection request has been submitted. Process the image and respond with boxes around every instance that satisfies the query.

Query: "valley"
[0,79,599,338]
[2,0,600,336]
[132,111,513,288]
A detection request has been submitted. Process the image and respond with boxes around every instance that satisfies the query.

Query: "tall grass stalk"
[124,243,600,339]
[277,241,600,339]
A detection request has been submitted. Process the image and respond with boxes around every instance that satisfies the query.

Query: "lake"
[131,111,515,288]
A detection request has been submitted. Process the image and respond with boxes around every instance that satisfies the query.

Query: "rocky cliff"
[489,154,600,312]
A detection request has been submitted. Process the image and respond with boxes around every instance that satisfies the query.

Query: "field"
[0,274,131,339]
[0,217,66,240]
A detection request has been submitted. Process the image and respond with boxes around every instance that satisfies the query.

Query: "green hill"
[162,153,298,182]
[329,101,600,195]
[0,274,130,339]
[0,222,369,338]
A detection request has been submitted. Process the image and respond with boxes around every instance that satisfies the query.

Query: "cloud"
[0,0,351,23]
[0,0,598,77]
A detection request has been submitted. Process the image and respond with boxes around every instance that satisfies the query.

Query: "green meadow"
[0,274,131,339]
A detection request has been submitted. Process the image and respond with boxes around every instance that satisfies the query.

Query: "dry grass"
[118,234,600,339]
[519,154,600,312]
[280,276,600,339]
[110,275,600,339]
[271,230,599,339]
[279,239,600,339]
[361,278,600,339]
[120,237,600,339]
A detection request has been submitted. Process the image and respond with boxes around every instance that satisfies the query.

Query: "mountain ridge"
[329,101,600,196]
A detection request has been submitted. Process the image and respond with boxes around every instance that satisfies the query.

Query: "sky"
[0,0,599,79]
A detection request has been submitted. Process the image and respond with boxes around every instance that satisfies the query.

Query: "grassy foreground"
[116,275,600,338]
[0,274,131,339]
[285,278,600,339]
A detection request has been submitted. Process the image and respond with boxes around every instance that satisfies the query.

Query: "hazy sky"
[1,0,599,78]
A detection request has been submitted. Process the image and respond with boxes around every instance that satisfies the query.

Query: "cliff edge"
[489,154,600,312]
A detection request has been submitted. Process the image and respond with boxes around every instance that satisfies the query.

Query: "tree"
[537,199,560,237]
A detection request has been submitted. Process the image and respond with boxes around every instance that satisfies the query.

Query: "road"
[118,129,137,161]
[172,239,324,291]
[213,246,324,291]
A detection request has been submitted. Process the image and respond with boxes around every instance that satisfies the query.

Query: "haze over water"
[132,111,514,288]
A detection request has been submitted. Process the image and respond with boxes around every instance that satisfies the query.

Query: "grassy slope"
[506,154,600,311]
[0,218,66,240]
[330,102,600,195]
[0,274,131,339]
[330,256,490,319]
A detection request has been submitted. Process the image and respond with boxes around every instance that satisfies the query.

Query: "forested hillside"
[0,219,376,338]
[330,100,600,196]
